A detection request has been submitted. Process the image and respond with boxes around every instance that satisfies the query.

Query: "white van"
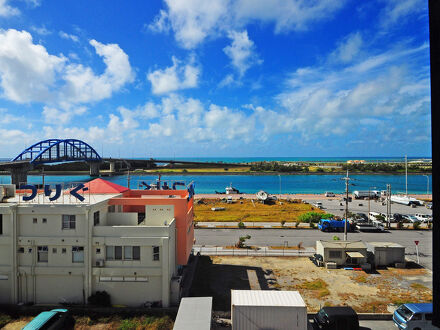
[314,202,323,209]
[415,213,432,222]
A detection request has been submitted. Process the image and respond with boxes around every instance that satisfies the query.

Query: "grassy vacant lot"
[1,314,174,330]
[194,198,321,222]
[190,256,432,313]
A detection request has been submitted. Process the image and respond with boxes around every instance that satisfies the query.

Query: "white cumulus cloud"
[0,29,66,103]
[59,31,79,43]
[149,0,347,49]
[147,56,200,94]
[0,0,19,16]
[223,30,261,77]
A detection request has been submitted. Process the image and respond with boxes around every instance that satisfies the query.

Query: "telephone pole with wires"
[341,170,353,241]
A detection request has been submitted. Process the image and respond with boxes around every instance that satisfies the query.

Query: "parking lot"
[304,197,432,218]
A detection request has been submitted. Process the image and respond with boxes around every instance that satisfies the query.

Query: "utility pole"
[423,175,429,195]
[341,170,351,241]
[386,184,392,229]
[278,175,281,197]
[405,155,408,196]
[368,186,376,224]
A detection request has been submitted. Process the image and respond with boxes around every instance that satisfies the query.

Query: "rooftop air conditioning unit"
[95,260,105,267]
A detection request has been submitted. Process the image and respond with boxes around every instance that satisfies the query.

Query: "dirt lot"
[190,256,432,313]
[194,198,323,222]
[0,315,174,330]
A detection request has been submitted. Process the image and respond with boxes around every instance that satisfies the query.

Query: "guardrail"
[192,245,315,257]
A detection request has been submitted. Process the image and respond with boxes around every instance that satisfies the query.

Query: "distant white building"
[0,179,195,307]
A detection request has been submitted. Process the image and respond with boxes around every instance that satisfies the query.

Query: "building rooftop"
[367,242,404,248]
[5,193,119,206]
[318,240,367,249]
[82,178,129,194]
[231,290,306,307]
[173,297,212,330]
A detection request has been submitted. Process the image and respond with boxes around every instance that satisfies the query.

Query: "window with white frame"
[62,215,76,229]
[72,246,84,263]
[37,246,48,262]
[153,246,160,261]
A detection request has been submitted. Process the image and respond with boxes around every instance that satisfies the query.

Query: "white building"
[0,180,185,307]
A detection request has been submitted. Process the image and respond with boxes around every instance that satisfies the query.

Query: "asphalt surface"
[195,228,433,269]
[307,320,397,330]
[305,197,433,218]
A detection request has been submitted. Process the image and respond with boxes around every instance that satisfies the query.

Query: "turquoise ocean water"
[0,173,431,195]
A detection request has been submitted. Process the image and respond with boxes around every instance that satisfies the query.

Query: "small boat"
[226,183,240,194]
[391,195,424,206]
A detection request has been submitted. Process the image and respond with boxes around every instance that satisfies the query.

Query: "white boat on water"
[226,184,240,194]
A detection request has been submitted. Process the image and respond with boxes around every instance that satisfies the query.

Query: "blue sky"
[0,0,431,158]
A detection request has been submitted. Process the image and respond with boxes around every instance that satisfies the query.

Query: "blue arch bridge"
[0,138,240,187]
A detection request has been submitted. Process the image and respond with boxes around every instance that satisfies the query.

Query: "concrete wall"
[367,245,405,266]
[93,275,162,306]
[107,213,137,226]
[145,205,174,226]
[35,275,84,304]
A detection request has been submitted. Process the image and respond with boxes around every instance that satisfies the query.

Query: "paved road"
[308,320,397,330]
[195,228,432,269]
[305,197,433,218]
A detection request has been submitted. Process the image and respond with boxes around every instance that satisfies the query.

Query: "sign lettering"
[20,184,88,202]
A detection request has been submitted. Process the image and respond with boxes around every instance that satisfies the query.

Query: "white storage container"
[231,290,307,330]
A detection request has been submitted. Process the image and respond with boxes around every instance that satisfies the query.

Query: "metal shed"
[366,242,405,267]
[231,290,307,330]
[173,297,212,330]
[316,240,368,267]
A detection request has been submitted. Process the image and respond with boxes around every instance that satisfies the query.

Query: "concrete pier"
[89,163,100,176]
[9,164,32,187]
[109,161,116,173]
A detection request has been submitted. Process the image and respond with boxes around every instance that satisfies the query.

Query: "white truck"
[353,190,380,199]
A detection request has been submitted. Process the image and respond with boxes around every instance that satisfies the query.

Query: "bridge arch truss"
[12,139,102,165]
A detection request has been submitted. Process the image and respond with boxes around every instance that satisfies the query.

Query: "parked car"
[325,192,335,197]
[426,202,432,209]
[313,306,359,330]
[403,215,420,223]
[23,309,75,330]
[393,303,435,330]
[314,202,323,209]
[355,213,368,221]
[393,213,404,222]
[415,213,432,223]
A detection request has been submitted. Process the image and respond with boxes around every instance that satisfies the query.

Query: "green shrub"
[0,314,12,328]
[333,235,340,241]
[397,221,403,229]
[238,221,245,229]
[88,291,111,306]
[413,221,421,230]
[236,235,251,248]
[298,212,333,223]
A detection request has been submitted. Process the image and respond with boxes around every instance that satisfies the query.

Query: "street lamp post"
[423,175,429,195]
[368,186,376,224]
[278,174,282,198]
